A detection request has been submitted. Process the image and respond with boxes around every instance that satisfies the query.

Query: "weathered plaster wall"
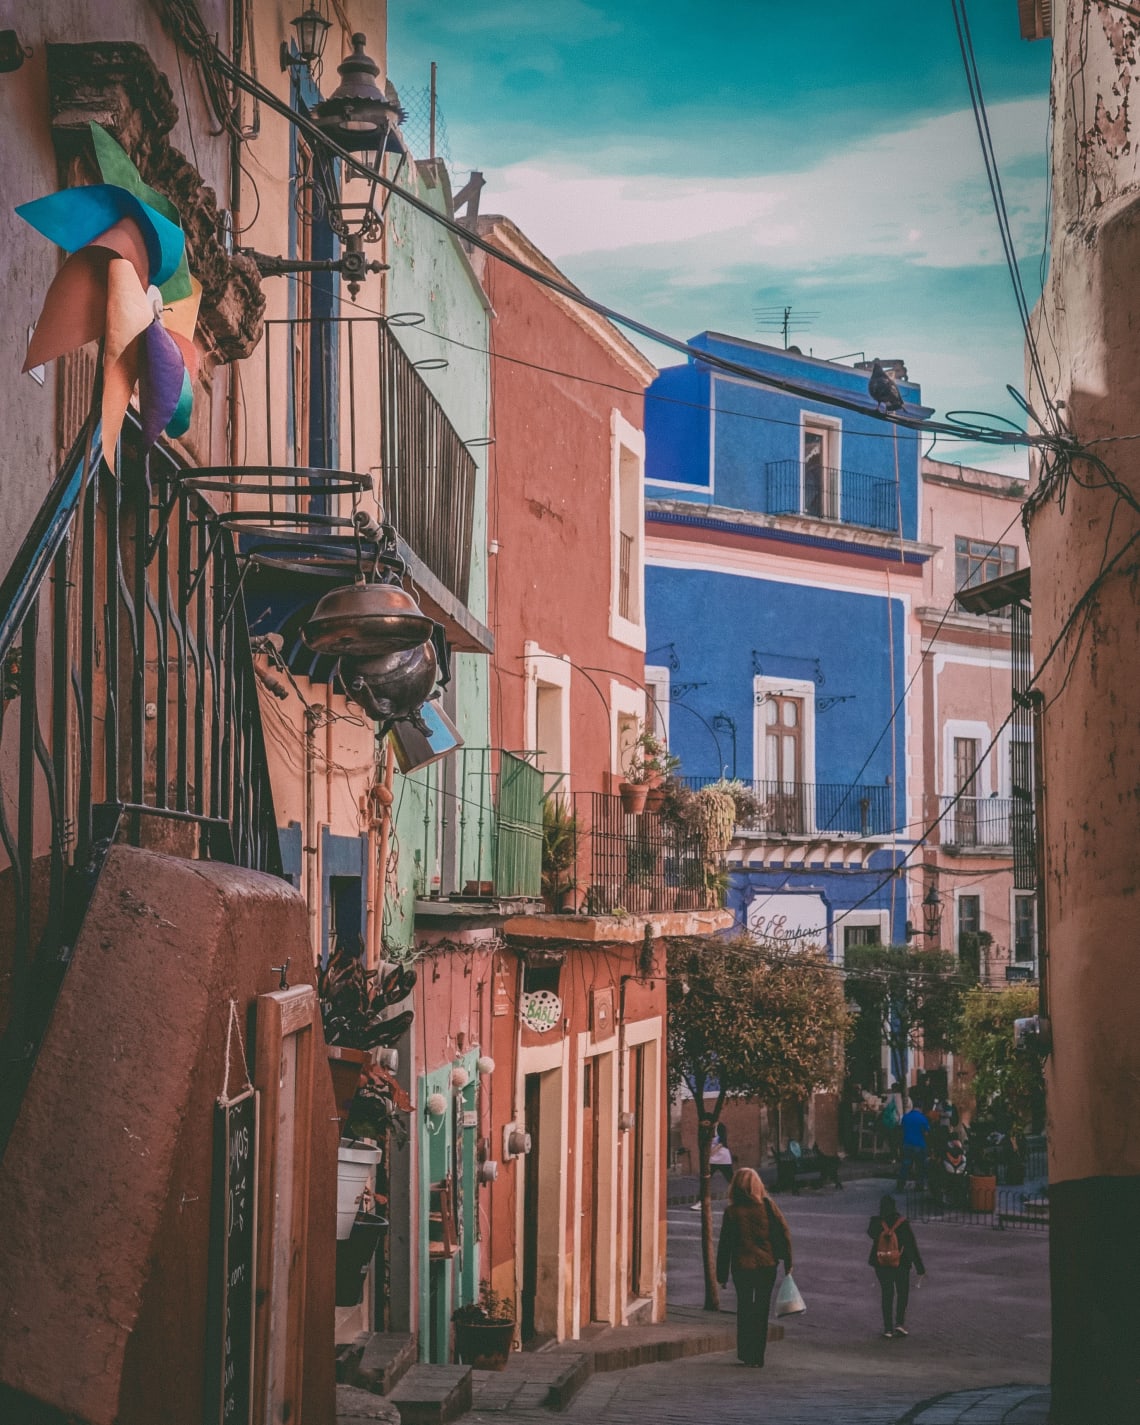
[1027,5,1140,1419]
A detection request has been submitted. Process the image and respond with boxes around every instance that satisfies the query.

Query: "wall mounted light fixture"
[280,5,332,74]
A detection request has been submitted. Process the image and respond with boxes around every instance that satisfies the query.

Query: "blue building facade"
[644,333,930,957]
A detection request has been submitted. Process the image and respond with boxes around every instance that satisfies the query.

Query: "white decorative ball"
[476,1055,496,1076]
[426,1092,448,1117]
[451,1066,471,1090]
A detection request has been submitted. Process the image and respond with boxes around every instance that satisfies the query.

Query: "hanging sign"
[520,989,562,1034]
[207,1087,258,1425]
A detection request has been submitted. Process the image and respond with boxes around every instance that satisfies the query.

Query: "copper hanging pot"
[302,580,433,657]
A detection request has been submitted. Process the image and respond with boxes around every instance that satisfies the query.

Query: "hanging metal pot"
[303,580,433,658]
[342,639,438,725]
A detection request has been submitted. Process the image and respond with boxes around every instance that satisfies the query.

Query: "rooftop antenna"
[752,303,819,350]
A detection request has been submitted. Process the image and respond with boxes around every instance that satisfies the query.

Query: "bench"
[774,1144,842,1193]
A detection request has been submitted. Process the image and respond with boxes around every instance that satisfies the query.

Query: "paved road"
[464,1178,1050,1424]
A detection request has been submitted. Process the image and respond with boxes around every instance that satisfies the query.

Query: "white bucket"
[337,1141,382,1240]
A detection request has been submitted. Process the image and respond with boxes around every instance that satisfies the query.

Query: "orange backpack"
[875,1216,905,1269]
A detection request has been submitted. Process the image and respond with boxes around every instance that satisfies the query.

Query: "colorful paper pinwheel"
[17,123,202,471]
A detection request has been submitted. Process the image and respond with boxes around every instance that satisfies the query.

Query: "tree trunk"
[695,1093,725,1311]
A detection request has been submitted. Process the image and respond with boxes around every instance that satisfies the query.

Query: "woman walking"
[716,1168,794,1368]
[867,1193,926,1338]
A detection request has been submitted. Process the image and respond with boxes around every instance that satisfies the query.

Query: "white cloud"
[482,98,1047,273]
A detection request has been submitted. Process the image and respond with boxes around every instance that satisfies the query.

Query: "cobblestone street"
[462,1179,1050,1424]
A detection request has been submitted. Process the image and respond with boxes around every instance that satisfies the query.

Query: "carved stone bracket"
[46,41,264,363]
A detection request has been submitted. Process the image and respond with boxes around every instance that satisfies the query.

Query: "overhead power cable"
[170,19,1044,450]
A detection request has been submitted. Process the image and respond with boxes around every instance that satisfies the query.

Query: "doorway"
[627,1044,646,1296]
[579,1059,602,1325]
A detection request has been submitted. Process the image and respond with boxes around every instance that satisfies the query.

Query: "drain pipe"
[304,705,321,955]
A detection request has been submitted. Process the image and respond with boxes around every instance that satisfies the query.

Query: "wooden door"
[253,986,317,1425]
[954,737,979,845]
[521,1073,541,1342]
[579,1059,602,1326]
[627,1045,646,1299]
[764,695,805,833]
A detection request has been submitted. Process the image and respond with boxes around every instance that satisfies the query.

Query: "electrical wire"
[173,24,1044,450]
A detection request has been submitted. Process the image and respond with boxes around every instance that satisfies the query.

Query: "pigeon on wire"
[868,359,904,412]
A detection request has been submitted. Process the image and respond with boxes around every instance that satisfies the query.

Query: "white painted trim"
[942,719,994,798]
[752,674,817,793]
[610,410,647,651]
[610,679,646,778]
[832,907,890,963]
[644,665,671,744]
[799,409,843,519]
[515,1036,572,1340]
[524,642,573,795]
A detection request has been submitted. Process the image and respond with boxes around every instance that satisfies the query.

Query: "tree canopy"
[956,985,1045,1133]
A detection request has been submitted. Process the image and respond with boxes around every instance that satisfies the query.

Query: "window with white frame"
[525,644,571,795]
[753,675,816,834]
[644,665,671,745]
[610,412,646,649]
[801,414,841,520]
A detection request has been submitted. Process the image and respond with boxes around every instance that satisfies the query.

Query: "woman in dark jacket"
[867,1192,926,1338]
[716,1167,794,1367]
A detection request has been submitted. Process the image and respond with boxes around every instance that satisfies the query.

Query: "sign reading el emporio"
[520,989,562,1033]
[746,893,828,951]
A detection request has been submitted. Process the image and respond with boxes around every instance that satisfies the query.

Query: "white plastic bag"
[775,1270,806,1317]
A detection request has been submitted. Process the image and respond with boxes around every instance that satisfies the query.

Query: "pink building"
[915,458,1033,985]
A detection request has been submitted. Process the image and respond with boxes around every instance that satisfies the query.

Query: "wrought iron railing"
[0,406,282,1153]
[765,459,899,533]
[572,792,721,915]
[250,317,477,604]
[681,778,895,838]
[939,795,1015,849]
[409,748,543,901]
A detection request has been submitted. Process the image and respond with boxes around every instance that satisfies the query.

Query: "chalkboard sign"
[207,1088,258,1425]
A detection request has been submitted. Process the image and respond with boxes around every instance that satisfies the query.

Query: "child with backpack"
[867,1193,926,1337]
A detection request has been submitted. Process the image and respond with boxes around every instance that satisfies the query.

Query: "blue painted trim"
[646,509,929,566]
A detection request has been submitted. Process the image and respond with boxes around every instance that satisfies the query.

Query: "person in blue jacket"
[896,1101,931,1191]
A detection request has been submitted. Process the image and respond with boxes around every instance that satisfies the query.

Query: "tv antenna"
[752,303,819,350]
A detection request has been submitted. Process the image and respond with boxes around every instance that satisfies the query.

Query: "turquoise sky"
[389,3,1053,475]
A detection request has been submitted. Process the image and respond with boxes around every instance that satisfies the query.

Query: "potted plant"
[967,1135,998,1213]
[452,1282,516,1369]
[541,797,579,911]
[319,946,416,1128]
[633,727,681,811]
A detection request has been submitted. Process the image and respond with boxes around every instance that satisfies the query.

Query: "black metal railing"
[251,317,477,604]
[681,778,895,838]
[0,405,282,1153]
[905,1185,1049,1232]
[573,792,722,915]
[765,459,899,533]
[939,795,1014,848]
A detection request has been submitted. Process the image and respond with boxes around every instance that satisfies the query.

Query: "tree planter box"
[452,1319,516,1371]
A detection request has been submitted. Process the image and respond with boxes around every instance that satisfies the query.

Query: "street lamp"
[280,5,333,74]
[312,32,405,152]
[922,883,943,941]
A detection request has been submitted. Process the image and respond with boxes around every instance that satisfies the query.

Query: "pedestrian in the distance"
[896,1101,931,1192]
[716,1167,794,1368]
[867,1193,926,1338]
[690,1121,734,1210]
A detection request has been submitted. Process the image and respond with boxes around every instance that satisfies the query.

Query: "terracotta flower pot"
[643,784,666,813]
[619,781,649,814]
[559,886,586,914]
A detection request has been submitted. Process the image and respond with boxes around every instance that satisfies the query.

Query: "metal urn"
[302,580,433,658]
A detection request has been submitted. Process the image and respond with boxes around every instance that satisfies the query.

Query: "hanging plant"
[688,786,737,855]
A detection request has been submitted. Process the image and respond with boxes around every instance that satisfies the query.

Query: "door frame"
[572,1029,619,1338]
[619,1015,664,1320]
[753,675,816,822]
[515,1037,570,1341]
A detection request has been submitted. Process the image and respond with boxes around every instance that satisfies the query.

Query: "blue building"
[643,333,932,957]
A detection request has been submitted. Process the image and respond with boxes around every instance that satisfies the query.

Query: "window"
[644,666,671,744]
[1014,894,1036,963]
[610,412,646,648]
[844,924,881,950]
[802,417,840,520]
[753,676,816,836]
[958,895,980,940]
[954,736,980,845]
[525,644,571,794]
[955,536,1018,592]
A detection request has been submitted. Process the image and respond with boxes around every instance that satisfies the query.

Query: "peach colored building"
[914,458,1032,987]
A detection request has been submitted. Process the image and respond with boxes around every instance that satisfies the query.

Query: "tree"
[667,934,850,1310]
[956,985,1045,1134]
[843,944,966,1109]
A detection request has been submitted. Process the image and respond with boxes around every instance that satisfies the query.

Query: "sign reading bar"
[208,1087,258,1425]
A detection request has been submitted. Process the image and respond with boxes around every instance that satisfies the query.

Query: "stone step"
[387,1364,472,1425]
[344,1332,418,1396]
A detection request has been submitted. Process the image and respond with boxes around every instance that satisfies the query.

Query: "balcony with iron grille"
[938,795,1030,853]
[411,749,545,923]
[230,315,491,665]
[765,460,900,534]
[682,778,897,843]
